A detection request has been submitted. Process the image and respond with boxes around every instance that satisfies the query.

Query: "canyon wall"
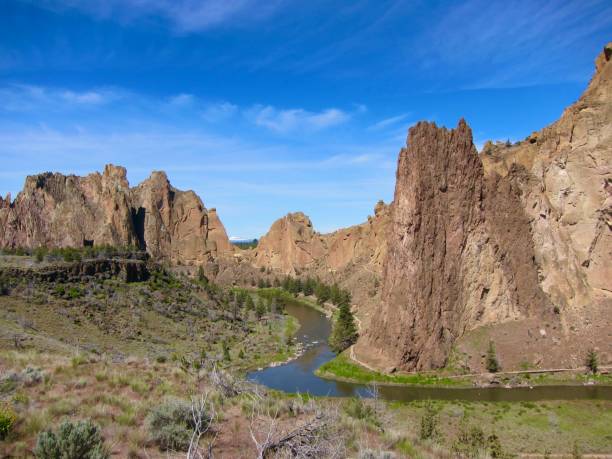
[0,165,234,265]
[253,201,390,276]
[354,43,611,371]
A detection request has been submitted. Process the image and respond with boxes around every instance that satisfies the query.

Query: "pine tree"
[486,340,500,373]
[255,298,266,319]
[329,300,358,353]
[585,348,598,374]
[245,295,255,312]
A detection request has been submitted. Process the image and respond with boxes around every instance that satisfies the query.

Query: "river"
[247,300,612,402]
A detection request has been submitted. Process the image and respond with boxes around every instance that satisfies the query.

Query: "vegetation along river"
[247,300,612,402]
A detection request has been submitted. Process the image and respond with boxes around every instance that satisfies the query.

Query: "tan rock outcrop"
[253,201,391,277]
[355,43,611,371]
[254,212,326,274]
[0,165,234,265]
[355,120,550,370]
[481,42,612,318]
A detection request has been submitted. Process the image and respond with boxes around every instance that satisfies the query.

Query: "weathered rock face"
[482,42,612,319]
[356,44,611,371]
[254,212,327,274]
[356,120,549,370]
[253,202,391,277]
[0,165,234,265]
[0,165,136,249]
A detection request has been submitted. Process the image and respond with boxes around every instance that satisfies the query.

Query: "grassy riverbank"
[316,352,612,388]
[316,353,470,387]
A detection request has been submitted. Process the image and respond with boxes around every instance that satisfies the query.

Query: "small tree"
[255,299,266,319]
[585,348,598,374]
[419,400,438,440]
[329,300,358,353]
[486,340,500,373]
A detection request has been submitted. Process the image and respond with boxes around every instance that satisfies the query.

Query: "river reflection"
[247,301,612,402]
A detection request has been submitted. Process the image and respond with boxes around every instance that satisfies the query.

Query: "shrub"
[34,420,109,459]
[0,277,9,296]
[146,398,210,451]
[0,403,17,440]
[419,400,438,440]
[486,340,500,373]
[585,348,598,374]
[22,367,44,387]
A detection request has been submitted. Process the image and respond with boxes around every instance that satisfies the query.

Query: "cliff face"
[355,44,611,371]
[0,165,234,265]
[482,42,612,319]
[253,202,391,276]
[253,212,327,274]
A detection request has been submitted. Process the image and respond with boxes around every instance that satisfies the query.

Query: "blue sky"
[1,1,610,238]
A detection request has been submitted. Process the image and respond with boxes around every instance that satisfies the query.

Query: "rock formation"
[253,203,391,276]
[355,43,611,371]
[0,165,234,265]
[253,212,326,274]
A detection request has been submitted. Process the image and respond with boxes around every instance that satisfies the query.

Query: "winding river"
[247,300,612,402]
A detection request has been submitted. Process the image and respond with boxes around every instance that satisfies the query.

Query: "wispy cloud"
[245,105,350,133]
[368,113,411,131]
[0,84,123,111]
[418,0,612,88]
[201,101,238,122]
[38,0,287,32]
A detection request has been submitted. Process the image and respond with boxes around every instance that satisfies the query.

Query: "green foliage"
[585,349,598,374]
[34,420,109,459]
[0,276,9,296]
[572,441,582,459]
[197,265,208,284]
[255,298,267,319]
[231,239,258,249]
[451,417,512,458]
[146,398,210,451]
[452,417,487,458]
[419,400,438,440]
[329,301,358,353]
[486,340,500,373]
[0,403,17,440]
[34,247,47,263]
[222,340,231,361]
[343,398,379,427]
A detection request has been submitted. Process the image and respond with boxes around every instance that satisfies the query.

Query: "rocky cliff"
[355,43,612,371]
[0,165,234,265]
[253,202,390,276]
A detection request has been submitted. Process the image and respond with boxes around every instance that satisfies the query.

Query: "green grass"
[315,352,468,387]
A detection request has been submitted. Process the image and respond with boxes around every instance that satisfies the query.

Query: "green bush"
[34,420,109,459]
[585,349,598,374]
[145,398,210,451]
[419,400,438,440]
[0,403,17,440]
[486,340,500,373]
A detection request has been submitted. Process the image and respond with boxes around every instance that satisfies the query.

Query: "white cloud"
[201,101,238,122]
[247,105,349,133]
[368,113,411,131]
[0,84,121,111]
[168,93,195,107]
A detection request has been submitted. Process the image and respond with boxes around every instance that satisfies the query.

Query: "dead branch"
[187,392,216,459]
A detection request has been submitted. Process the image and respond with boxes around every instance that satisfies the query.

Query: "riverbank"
[316,352,612,389]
